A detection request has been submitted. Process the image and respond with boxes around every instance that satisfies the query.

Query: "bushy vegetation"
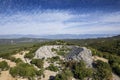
[24,46,38,59]
[14,58,23,63]
[56,46,71,56]
[63,60,93,80]
[0,61,9,71]
[93,60,112,80]
[90,47,103,57]
[36,69,44,76]
[24,52,34,59]
[54,68,73,80]
[89,40,120,56]
[56,51,66,56]
[47,56,60,63]
[66,35,120,77]
[0,43,35,60]
[0,40,68,60]
[30,59,44,68]
[71,60,93,79]
[0,35,119,79]
[108,55,120,76]
[10,63,37,79]
[88,38,120,77]
[51,48,57,52]
[7,56,16,62]
[46,64,59,72]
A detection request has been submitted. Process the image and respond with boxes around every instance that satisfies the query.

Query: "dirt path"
[92,56,108,63]
[0,58,16,67]
[0,71,15,80]
[112,73,120,80]
[44,60,50,68]
[13,51,29,63]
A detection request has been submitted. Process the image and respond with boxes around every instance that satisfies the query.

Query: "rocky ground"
[12,51,29,63]
[0,45,120,80]
[34,45,62,59]
[0,51,29,80]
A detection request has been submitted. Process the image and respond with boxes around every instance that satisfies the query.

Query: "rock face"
[34,45,61,59]
[34,45,93,67]
[65,47,93,67]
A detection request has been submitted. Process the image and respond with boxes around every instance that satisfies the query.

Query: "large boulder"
[34,45,61,59]
[34,45,93,67]
[65,47,93,67]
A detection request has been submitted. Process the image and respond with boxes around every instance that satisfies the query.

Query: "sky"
[0,0,120,35]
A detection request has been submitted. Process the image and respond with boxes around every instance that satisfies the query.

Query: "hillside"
[0,35,119,80]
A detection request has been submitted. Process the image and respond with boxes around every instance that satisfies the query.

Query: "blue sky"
[0,0,120,35]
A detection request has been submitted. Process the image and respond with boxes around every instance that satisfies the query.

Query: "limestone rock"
[65,47,93,67]
[34,45,62,59]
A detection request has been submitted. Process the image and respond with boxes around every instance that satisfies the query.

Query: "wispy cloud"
[0,10,120,35]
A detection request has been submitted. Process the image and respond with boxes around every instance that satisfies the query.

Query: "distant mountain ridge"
[0,34,117,39]
[0,34,119,44]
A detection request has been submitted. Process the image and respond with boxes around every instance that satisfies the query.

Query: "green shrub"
[10,63,37,78]
[36,69,44,76]
[46,64,59,72]
[64,60,93,80]
[30,59,44,68]
[56,51,66,56]
[8,56,16,62]
[0,61,9,71]
[15,58,23,63]
[51,48,57,52]
[24,53,34,59]
[89,47,103,57]
[54,74,66,80]
[72,60,93,79]
[54,68,73,80]
[47,56,60,63]
[93,60,112,80]
[108,55,120,76]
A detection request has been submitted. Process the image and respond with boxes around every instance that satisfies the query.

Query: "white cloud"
[0,10,120,34]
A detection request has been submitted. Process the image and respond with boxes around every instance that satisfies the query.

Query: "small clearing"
[44,60,50,68]
[13,51,29,63]
[0,71,15,80]
[0,58,16,67]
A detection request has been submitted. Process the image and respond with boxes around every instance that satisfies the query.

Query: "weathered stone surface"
[34,45,93,67]
[34,45,62,59]
[65,47,93,67]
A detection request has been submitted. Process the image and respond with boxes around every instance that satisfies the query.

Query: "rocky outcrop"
[34,45,93,67]
[34,45,62,59]
[65,47,93,67]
